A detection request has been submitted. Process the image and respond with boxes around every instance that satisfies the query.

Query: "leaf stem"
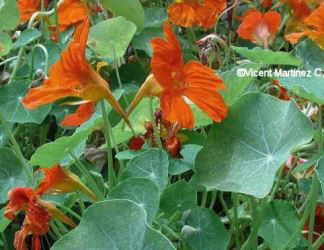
[100,101,117,188]
[69,152,104,200]
[149,97,162,147]
[0,111,32,180]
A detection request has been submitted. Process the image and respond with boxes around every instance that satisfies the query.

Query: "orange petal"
[160,92,195,129]
[263,11,281,34]
[36,164,98,201]
[17,0,48,23]
[167,2,196,27]
[183,60,226,91]
[4,188,35,220]
[22,85,73,109]
[237,9,263,41]
[285,31,306,43]
[57,0,89,32]
[61,102,96,126]
[127,74,163,116]
[304,4,324,32]
[195,0,226,29]
[39,200,76,227]
[183,88,228,123]
[151,22,183,89]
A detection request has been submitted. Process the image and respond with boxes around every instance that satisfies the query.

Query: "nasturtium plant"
[1,1,324,250]
[193,93,314,198]
[0,148,29,203]
[52,200,175,250]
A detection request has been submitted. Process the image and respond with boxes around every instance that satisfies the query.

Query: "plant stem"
[269,164,285,201]
[0,112,32,180]
[308,104,323,248]
[311,233,324,250]
[69,152,104,200]
[100,101,117,187]
[149,97,162,147]
[242,197,259,250]
[209,191,218,209]
[55,203,82,221]
[307,176,320,248]
[232,193,241,247]
[200,191,208,208]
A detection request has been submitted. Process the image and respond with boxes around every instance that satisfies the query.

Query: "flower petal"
[167,2,196,27]
[151,22,183,89]
[58,0,89,32]
[160,92,195,129]
[61,102,96,126]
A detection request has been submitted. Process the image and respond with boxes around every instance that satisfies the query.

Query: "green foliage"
[258,200,302,249]
[0,148,29,203]
[232,46,302,66]
[121,149,169,191]
[0,80,51,124]
[160,180,197,216]
[12,28,41,50]
[89,17,137,61]
[109,178,160,224]
[0,32,12,57]
[193,93,314,198]
[182,208,230,250]
[51,200,176,250]
[0,0,19,31]
[101,0,145,30]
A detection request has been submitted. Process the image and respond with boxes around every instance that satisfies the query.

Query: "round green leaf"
[0,0,19,31]
[89,17,136,61]
[101,0,144,30]
[51,200,175,250]
[232,46,301,66]
[109,178,160,224]
[258,200,302,250]
[121,149,169,191]
[183,207,230,250]
[30,130,89,168]
[160,180,197,217]
[0,32,12,57]
[193,93,314,198]
[0,80,51,124]
[0,147,29,203]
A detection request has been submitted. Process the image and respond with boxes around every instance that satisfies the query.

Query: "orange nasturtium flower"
[22,18,129,126]
[57,0,89,32]
[5,188,76,250]
[237,9,281,48]
[127,22,227,129]
[167,0,226,29]
[36,164,98,201]
[17,0,49,23]
[286,3,324,48]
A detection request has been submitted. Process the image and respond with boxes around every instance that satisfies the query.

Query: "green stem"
[232,194,241,247]
[55,203,82,221]
[1,232,9,250]
[8,5,58,84]
[209,191,218,209]
[308,176,321,249]
[311,233,324,250]
[0,112,32,180]
[308,105,323,248]
[0,56,18,66]
[200,191,208,208]
[269,164,285,201]
[149,97,162,147]
[69,152,104,200]
[100,101,117,187]
[242,197,259,250]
